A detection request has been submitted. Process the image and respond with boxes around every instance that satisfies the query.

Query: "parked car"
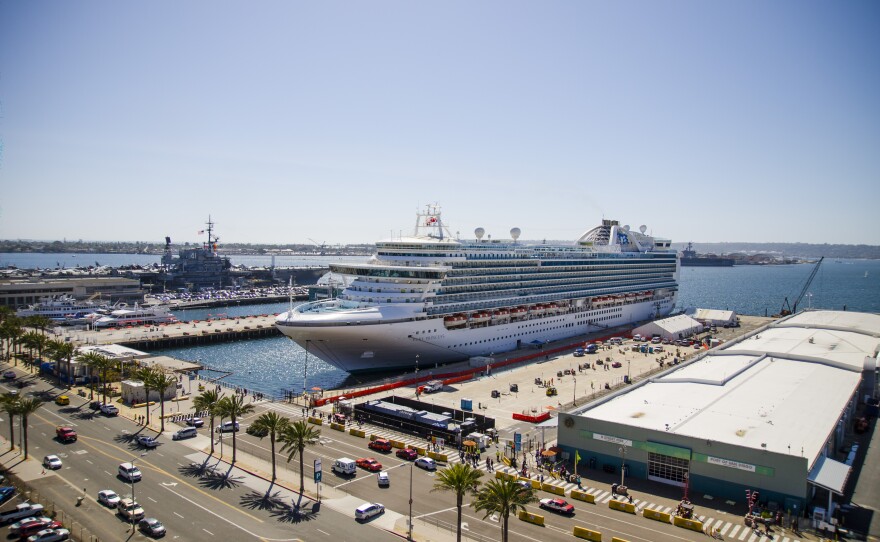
[138,517,166,537]
[9,517,53,536]
[88,401,102,410]
[42,455,62,470]
[356,458,382,472]
[117,498,145,521]
[137,435,160,448]
[377,471,390,487]
[0,503,45,525]
[54,396,69,406]
[245,424,268,438]
[18,520,63,538]
[396,447,418,461]
[0,486,15,503]
[354,502,385,521]
[2,370,16,380]
[26,528,70,542]
[368,439,392,453]
[97,490,121,507]
[100,404,119,416]
[539,498,575,515]
[414,457,436,471]
[186,417,204,428]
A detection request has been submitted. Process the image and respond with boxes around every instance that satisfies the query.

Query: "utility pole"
[408,463,414,540]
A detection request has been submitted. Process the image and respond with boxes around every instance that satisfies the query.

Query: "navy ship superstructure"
[160,217,232,291]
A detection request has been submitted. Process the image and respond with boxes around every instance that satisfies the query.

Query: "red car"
[539,498,575,515]
[368,439,392,453]
[396,447,418,460]
[18,520,63,538]
[356,458,383,472]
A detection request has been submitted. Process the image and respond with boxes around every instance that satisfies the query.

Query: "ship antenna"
[288,276,294,313]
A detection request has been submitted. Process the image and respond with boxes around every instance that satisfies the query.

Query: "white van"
[118,462,142,482]
[332,457,357,475]
[216,421,240,433]
[172,427,197,440]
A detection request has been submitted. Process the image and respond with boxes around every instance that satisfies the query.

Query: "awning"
[807,455,852,495]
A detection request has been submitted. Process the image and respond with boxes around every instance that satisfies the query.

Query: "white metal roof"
[685,308,737,322]
[578,310,879,470]
[634,314,703,336]
[808,455,851,495]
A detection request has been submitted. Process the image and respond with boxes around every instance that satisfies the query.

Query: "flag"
[574,449,581,467]
[197,230,205,235]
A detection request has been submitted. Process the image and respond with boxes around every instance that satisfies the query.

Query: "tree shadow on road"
[269,500,319,524]
[198,468,244,491]
[239,486,288,512]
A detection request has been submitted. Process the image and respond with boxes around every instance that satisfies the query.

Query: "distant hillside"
[670,242,880,259]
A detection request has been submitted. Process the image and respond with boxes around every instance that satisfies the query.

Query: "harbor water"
[7,253,880,399]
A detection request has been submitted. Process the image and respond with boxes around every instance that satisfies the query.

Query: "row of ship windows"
[441,273,671,292]
[439,279,674,304]
[448,315,620,348]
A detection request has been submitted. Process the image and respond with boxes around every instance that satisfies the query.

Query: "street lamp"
[415,354,419,376]
[408,462,414,540]
[303,340,310,401]
[573,376,576,406]
[619,446,626,487]
[129,453,147,531]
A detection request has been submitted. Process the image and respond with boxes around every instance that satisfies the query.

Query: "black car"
[246,425,268,438]
[89,401,102,410]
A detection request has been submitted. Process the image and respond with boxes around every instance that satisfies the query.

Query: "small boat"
[470,312,491,324]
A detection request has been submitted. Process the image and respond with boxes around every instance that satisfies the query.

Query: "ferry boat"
[276,205,679,373]
[16,295,109,324]
[93,304,178,328]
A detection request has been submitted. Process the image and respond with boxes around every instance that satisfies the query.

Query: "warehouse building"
[557,310,879,518]
[685,307,738,327]
[0,276,144,308]
[631,314,704,342]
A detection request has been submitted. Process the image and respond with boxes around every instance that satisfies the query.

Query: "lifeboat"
[530,305,546,316]
[545,303,559,314]
[443,315,467,328]
[470,312,491,323]
[492,309,510,320]
[510,307,528,318]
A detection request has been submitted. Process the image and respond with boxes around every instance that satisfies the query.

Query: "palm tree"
[17,397,44,459]
[1,318,23,363]
[433,463,485,542]
[27,315,53,336]
[30,333,48,373]
[278,419,321,495]
[215,395,255,464]
[249,411,290,482]
[87,354,116,406]
[193,389,221,455]
[77,351,106,399]
[133,366,157,426]
[50,341,76,387]
[20,331,40,364]
[150,370,177,432]
[471,477,538,542]
[0,396,21,452]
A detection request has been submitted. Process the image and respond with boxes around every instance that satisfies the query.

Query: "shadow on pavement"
[239,488,288,512]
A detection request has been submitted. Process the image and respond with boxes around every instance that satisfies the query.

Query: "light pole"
[415,354,419,376]
[627,360,631,384]
[408,463,414,540]
[573,376,576,406]
[619,446,626,487]
[129,453,147,531]
[303,340,310,401]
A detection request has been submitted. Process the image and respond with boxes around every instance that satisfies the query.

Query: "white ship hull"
[276,297,675,373]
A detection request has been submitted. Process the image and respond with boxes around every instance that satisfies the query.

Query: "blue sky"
[1,1,878,246]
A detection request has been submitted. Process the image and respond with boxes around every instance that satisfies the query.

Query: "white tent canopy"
[632,314,704,341]
[685,308,737,326]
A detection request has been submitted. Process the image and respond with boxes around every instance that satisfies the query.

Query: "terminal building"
[557,310,878,516]
[0,277,145,308]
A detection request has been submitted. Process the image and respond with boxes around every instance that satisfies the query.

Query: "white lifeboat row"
[442,302,570,329]
[592,290,654,308]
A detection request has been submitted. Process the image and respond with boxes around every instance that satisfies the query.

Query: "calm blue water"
[7,253,879,399]
[0,252,366,269]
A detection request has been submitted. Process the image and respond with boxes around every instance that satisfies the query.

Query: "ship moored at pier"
[276,205,679,374]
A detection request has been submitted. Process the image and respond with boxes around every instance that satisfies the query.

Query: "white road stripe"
[728,524,741,539]
[721,522,732,535]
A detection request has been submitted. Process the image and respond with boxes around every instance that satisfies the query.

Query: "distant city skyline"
[1,1,878,246]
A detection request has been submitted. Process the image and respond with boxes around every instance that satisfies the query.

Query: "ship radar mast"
[204,216,220,254]
[413,203,452,240]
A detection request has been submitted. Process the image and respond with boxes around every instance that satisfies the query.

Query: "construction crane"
[777,256,824,317]
[308,238,327,255]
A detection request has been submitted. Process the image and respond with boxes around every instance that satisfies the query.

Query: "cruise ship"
[16,295,109,324]
[276,206,679,373]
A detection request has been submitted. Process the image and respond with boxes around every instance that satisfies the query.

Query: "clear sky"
[1,1,878,246]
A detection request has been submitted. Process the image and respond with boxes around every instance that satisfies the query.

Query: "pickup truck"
[100,404,119,416]
[55,426,77,443]
[422,380,443,393]
[0,503,45,525]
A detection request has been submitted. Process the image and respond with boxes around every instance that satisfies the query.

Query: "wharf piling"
[118,325,280,349]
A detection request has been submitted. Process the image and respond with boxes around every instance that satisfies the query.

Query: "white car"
[27,528,70,542]
[97,490,121,508]
[42,455,62,470]
[100,404,119,416]
[216,421,240,433]
[377,471,390,487]
[354,502,385,520]
[414,457,436,471]
[137,435,160,448]
[9,517,53,536]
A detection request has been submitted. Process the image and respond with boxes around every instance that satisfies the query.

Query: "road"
[0,374,401,542]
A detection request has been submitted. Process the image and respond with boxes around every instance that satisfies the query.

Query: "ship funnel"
[475,227,485,241]
[639,225,647,234]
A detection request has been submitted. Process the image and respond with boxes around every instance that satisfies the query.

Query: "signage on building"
[593,433,633,447]
[707,455,756,473]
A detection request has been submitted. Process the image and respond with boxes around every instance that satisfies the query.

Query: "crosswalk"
[359,424,806,542]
